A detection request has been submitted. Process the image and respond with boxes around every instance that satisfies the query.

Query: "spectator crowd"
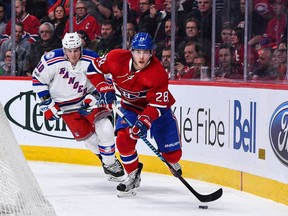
[0,0,287,82]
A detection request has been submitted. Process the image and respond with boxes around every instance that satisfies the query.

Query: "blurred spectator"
[0,50,13,76]
[240,0,271,44]
[177,18,210,64]
[195,0,222,43]
[83,0,113,24]
[93,19,122,56]
[271,48,280,69]
[112,0,137,37]
[215,22,234,66]
[222,0,242,26]
[77,30,98,51]
[0,3,7,35]
[215,43,243,80]
[153,0,191,42]
[161,46,172,77]
[276,38,287,80]
[28,22,61,72]
[175,41,199,79]
[47,0,76,20]
[42,5,68,40]
[249,47,279,81]
[231,27,258,72]
[253,0,274,19]
[129,0,166,13]
[63,1,100,40]
[221,22,234,45]
[0,1,11,20]
[137,0,158,37]
[1,0,41,44]
[155,18,181,59]
[251,0,287,50]
[122,21,138,49]
[0,22,31,76]
[192,54,207,79]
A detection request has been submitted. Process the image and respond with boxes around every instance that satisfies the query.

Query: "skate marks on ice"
[29,162,288,216]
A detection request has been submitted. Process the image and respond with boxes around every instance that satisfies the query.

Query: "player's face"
[65,48,81,65]
[132,50,151,70]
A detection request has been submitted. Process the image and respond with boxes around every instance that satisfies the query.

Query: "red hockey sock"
[162,149,182,164]
[116,129,139,173]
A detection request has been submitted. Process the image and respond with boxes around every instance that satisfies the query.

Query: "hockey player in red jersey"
[88,32,182,197]
[32,32,125,182]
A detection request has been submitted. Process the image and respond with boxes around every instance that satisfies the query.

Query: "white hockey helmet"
[62,32,82,49]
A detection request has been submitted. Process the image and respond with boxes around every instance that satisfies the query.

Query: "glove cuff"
[138,115,151,129]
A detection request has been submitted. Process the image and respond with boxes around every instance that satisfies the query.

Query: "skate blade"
[106,174,126,182]
[117,188,137,198]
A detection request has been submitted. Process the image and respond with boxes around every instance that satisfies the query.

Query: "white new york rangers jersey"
[32,48,98,110]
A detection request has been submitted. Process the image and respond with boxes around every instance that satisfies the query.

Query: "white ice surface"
[29,162,288,216]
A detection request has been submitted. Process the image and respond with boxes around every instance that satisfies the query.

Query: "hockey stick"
[57,105,100,115]
[112,103,223,203]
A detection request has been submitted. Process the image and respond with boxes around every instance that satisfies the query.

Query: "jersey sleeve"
[32,53,55,99]
[87,53,112,92]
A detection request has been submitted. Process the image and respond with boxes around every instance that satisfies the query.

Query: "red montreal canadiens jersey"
[2,13,40,43]
[63,14,100,40]
[90,49,175,120]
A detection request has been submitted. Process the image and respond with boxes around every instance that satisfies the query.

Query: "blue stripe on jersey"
[32,77,46,86]
[47,58,66,66]
[37,90,50,99]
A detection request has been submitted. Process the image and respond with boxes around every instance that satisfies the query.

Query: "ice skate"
[169,162,182,176]
[98,155,125,182]
[116,162,143,198]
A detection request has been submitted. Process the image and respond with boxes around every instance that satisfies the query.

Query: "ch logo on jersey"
[117,87,146,101]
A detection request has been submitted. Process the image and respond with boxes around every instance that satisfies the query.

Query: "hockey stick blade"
[112,104,223,203]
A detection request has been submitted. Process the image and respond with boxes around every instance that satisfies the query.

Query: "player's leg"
[62,111,124,181]
[151,108,183,176]
[115,108,143,197]
[94,116,125,181]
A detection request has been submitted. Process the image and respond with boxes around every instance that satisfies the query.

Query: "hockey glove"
[78,94,98,115]
[96,80,116,109]
[39,98,60,121]
[129,115,152,140]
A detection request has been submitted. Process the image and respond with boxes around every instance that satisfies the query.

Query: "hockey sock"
[162,149,182,164]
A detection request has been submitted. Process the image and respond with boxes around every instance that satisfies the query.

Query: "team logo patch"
[269,102,288,167]
[45,51,55,59]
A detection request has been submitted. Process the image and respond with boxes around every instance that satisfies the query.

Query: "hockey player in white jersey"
[32,32,125,182]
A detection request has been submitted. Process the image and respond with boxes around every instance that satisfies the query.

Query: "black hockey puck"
[198,205,208,209]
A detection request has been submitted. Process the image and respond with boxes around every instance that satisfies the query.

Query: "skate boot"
[116,162,143,198]
[97,155,125,182]
[169,162,182,176]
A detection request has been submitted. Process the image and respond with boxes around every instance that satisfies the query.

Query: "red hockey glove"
[39,98,60,121]
[129,115,152,140]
